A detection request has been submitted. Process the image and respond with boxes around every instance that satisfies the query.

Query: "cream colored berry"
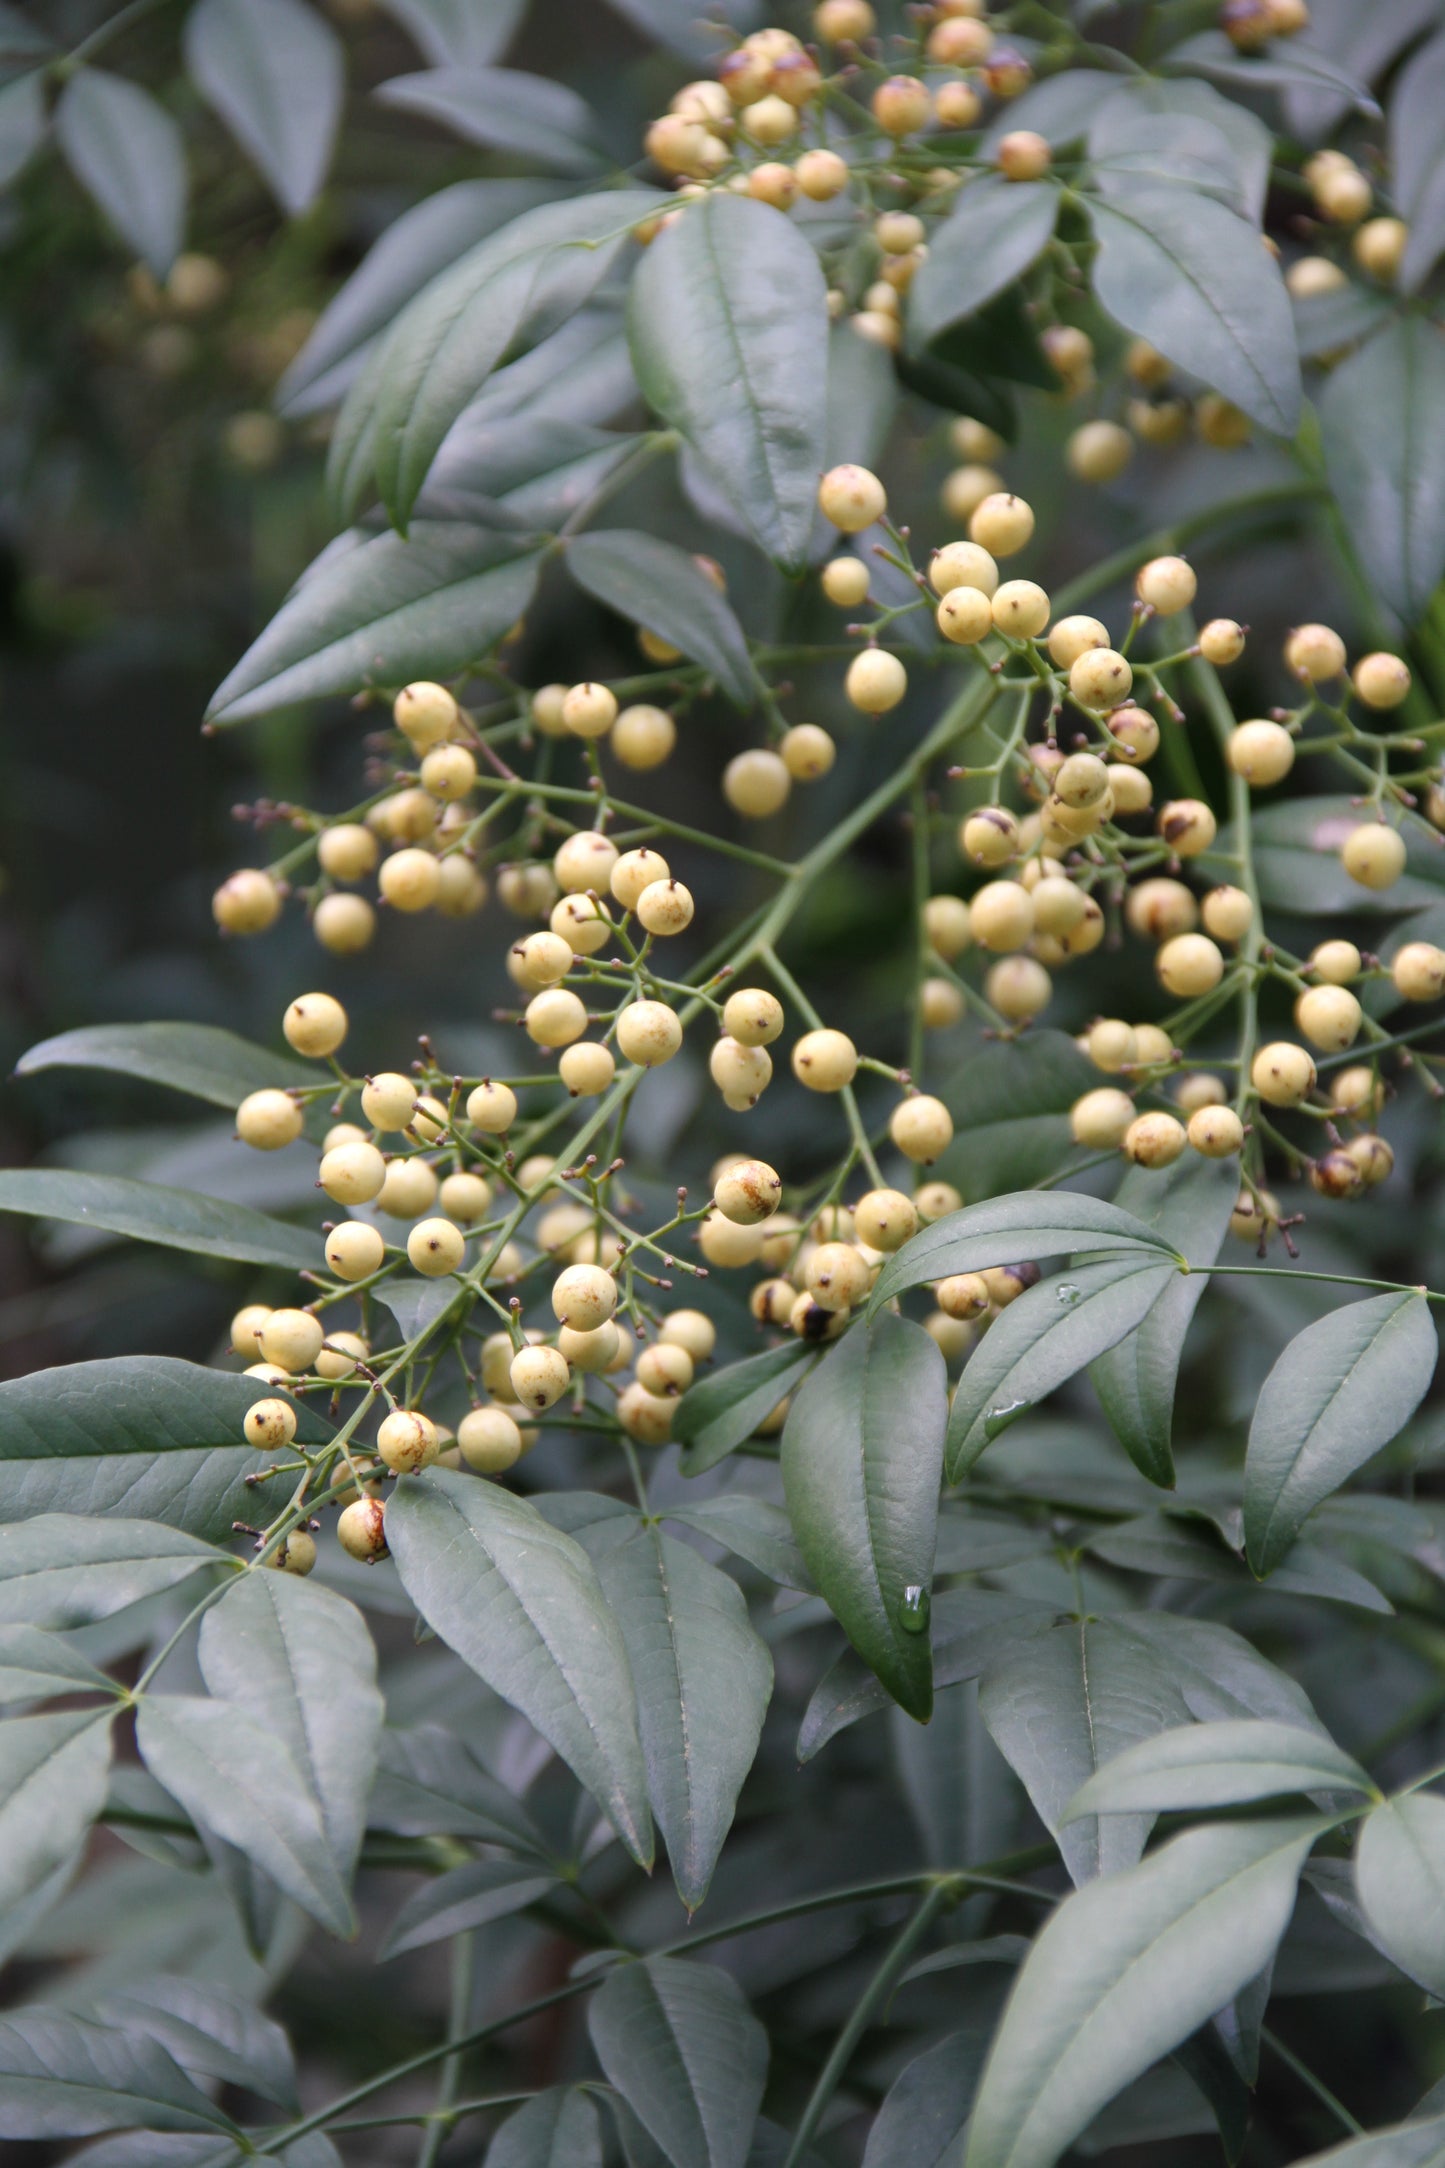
[616,1380,673,1445]
[231,1304,272,1360]
[890,1094,953,1162]
[937,1271,989,1321]
[377,788,437,845]
[1295,985,1361,1051]
[637,879,695,937]
[1067,421,1132,484]
[610,848,670,911]
[511,931,574,989]
[991,580,1050,639]
[1309,940,1361,986]
[435,1173,489,1224]
[1109,768,1153,818]
[722,988,784,1047]
[969,880,1034,953]
[360,1073,415,1131]
[325,1221,385,1282]
[378,847,438,913]
[995,127,1049,180]
[525,989,588,1049]
[498,864,560,918]
[986,956,1052,1019]
[698,1209,766,1267]
[377,1409,439,1474]
[376,1157,439,1220]
[1128,559,1195,621]
[921,977,964,1029]
[796,146,851,199]
[961,807,1019,867]
[1285,623,1346,684]
[1332,1066,1385,1116]
[714,1159,783,1226]
[319,1139,386,1205]
[1070,1087,1136,1149]
[1342,824,1407,891]
[657,1310,714,1362]
[546,897,608,962]
[1031,876,1086,937]
[1252,1042,1317,1106]
[724,748,792,816]
[1088,1019,1137,1072]
[1158,800,1216,857]
[1346,1134,1394,1186]
[924,895,971,959]
[317,824,378,882]
[554,1042,613,1099]
[551,1322,616,1379]
[818,463,887,533]
[791,1027,857,1092]
[510,1345,570,1412]
[1391,941,1445,1002]
[941,465,1002,525]
[935,586,992,645]
[337,1497,388,1561]
[314,893,376,954]
[822,556,870,607]
[617,999,683,1067]
[1055,753,1111,810]
[1157,933,1224,998]
[710,1037,773,1106]
[244,1397,297,1450]
[846,648,908,714]
[1198,619,1246,666]
[969,492,1034,557]
[283,993,348,1059]
[420,744,477,802]
[1124,1111,1187,1168]
[530,683,570,738]
[214,868,282,935]
[853,1188,917,1253]
[1070,647,1132,710]
[781,724,836,780]
[1047,615,1108,670]
[798,1242,864,1313]
[235,1089,303,1151]
[258,1308,324,1375]
[1188,1105,1244,1158]
[405,1217,464,1277]
[466,1080,517,1134]
[1228,720,1295,786]
[554,832,619,896]
[394,681,458,752]
[560,682,617,740]
[636,1342,694,1398]
[1353,652,1411,710]
[551,1262,618,1331]
[454,1405,521,1474]
[610,703,676,772]
[1202,887,1253,944]
[915,1180,963,1221]
[930,549,998,616]
[1125,878,1198,942]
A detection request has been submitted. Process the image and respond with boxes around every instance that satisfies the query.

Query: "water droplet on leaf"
[983,1398,1028,1439]
[1055,1282,1080,1306]
[899,1583,930,1634]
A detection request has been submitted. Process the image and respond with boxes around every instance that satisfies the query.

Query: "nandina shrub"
[4,3,1445,2165]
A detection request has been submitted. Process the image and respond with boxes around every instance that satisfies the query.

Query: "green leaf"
[871,1191,1180,1314]
[1242,794,1445,914]
[599,0,726,59]
[673,1341,816,1476]
[1293,280,1393,362]
[0,1168,323,1271]
[1354,1792,1445,1998]
[781,1313,945,1723]
[379,0,526,67]
[946,1253,1178,1479]
[368,1721,548,1853]
[909,178,1059,347]
[798,1589,1054,1762]
[15,1021,317,1109]
[135,1695,354,1935]
[978,71,1121,152]
[205,525,544,724]
[384,1468,652,1865]
[1066,1719,1373,1821]
[0,1625,115,1705]
[628,193,829,572]
[199,1573,382,1881]
[963,1816,1324,2168]
[0,1357,331,1534]
[374,66,603,175]
[980,1617,1192,1885]
[0,71,46,188]
[1089,1514,1395,1613]
[1088,185,1301,435]
[588,1955,768,2168]
[380,1856,556,1958]
[1320,318,1445,622]
[0,2004,236,2140]
[566,530,755,706]
[594,1526,772,1910]
[55,71,186,278]
[1090,109,1248,214]
[665,1496,813,1591]
[184,0,343,216]
[1392,34,1445,292]
[1243,1292,1438,1576]
[0,1707,114,1923]
[1163,30,1378,117]
[355,191,658,525]
[863,2025,997,2168]
[487,2085,606,2167]
[1090,1156,1238,1487]
[86,1976,298,2112]
[1287,2116,1445,2167]
[279,179,562,413]
[1089,77,1272,223]
[939,1031,1100,1200]
[0,1515,227,1629]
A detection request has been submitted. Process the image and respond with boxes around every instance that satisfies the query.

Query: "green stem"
[1261,2027,1364,2137]
[415,1931,477,2168]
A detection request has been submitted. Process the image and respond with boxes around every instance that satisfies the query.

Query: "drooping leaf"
[588,1955,768,2168]
[486,2085,606,2167]
[963,1817,1325,2168]
[379,0,527,67]
[135,1696,354,1935]
[871,1191,1179,1313]
[0,1358,330,1534]
[199,1572,382,1881]
[1090,1155,1238,1487]
[566,530,755,706]
[86,1975,299,2112]
[0,1624,117,1705]
[367,1721,548,1853]
[979,1617,1193,1886]
[1163,29,1379,119]
[0,70,45,188]
[1088,184,1301,434]
[1320,318,1445,623]
[1392,33,1445,292]
[628,193,829,571]
[665,1496,813,1591]
[594,1526,772,1910]
[15,1021,317,1109]
[909,178,1059,347]
[673,1340,816,1476]
[1244,1292,1437,1575]
[374,66,603,174]
[384,1469,652,1865]
[55,71,186,277]
[184,0,343,216]
[0,1707,114,1924]
[1065,1719,1372,1821]
[0,1168,322,1271]
[205,526,544,724]
[939,1031,1100,1200]
[1354,1791,1445,1998]
[946,1253,1178,1479]
[781,1313,945,1723]
[1089,1513,1395,1613]
[380,1856,557,1958]
[0,2004,236,2140]
[0,1515,228,1629]
[278,179,562,413]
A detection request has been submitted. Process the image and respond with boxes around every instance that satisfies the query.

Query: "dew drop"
[983,1398,1028,1439]
[899,1583,931,1635]
[1055,1282,1081,1306]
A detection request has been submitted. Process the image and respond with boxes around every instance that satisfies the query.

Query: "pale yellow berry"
[961,807,1019,867]
[420,744,476,802]
[710,1037,773,1106]
[1188,1105,1244,1158]
[522,989,585,1049]
[1309,940,1361,986]
[986,955,1052,1019]
[314,893,375,954]
[282,992,347,1060]
[724,748,792,817]
[969,493,1034,557]
[1295,984,1361,1051]
[1088,1018,1137,1072]
[554,832,619,896]
[722,988,784,1047]
[498,864,560,918]
[394,681,458,752]
[780,724,836,780]
[1252,1042,1317,1106]
[235,1089,303,1151]
[258,1308,324,1375]
[1070,1087,1136,1149]
[1199,619,1246,666]
[937,1271,989,1321]
[326,1221,385,1281]
[377,1409,439,1474]
[551,1262,618,1332]
[796,146,851,199]
[636,1342,694,1397]
[214,868,282,936]
[1055,753,1111,810]
[936,587,993,644]
[376,1157,439,1219]
[890,1094,954,1162]
[653,1311,711,1365]
[317,824,378,882]
[337,1497,388,1560]
[558,1042,616,1097]
[698,1209,766,1268]
[360,1073,416,1131]
[803,1241,869,1312]
[1391,941,1445,1002]
[1047,615,1108,670]
[231,1304,272,1359]
[1124,1111,1187,1168]
[510,1345,570,1412]
[435,1173,489,1224]
[1342,824,1407,891]
[1353,652,1412,710]
[1067,421,1132,484]
[510,931,574,990]
[846,648,908,713]
[969,880,1034,952]
[933,79,982,128]
[991,580,1050,639]
[931,540,999,600]
[616,999,683,1067]
[915,1180,963,1221]
[319,1139,386,1205]
[466,1080,517,1133]
[407,1217,465,1277]
[1069,647,1132,710]
[1332,1066,1385,1116]
[379,848,439,913]
[607,703,674,773]
[791,1027,858,1092]
[996,127,1049,180]
[549,896,610,959]
[1109,768,1152,817]
[1126,877,1198,941]
[871,73,930,136]
[1227,720,1295,786]
[610,848,670,910]
[1159,937,1224,1004]
[637,879,695,937]
[453,1405,521,1474]
[921,977,964,1029]
[822,556,870,607]
[853,1188,917,1253]
[714,1159,783,1226]
[244,1396,297,1450]
[1285,623,1346,684]
[1158,800,1217,857]
[818,463,887,533]
[923,895,971,959]
[1132,1024,1174,1068]
[1201,886,1253,944]
[942,465,1003,524]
